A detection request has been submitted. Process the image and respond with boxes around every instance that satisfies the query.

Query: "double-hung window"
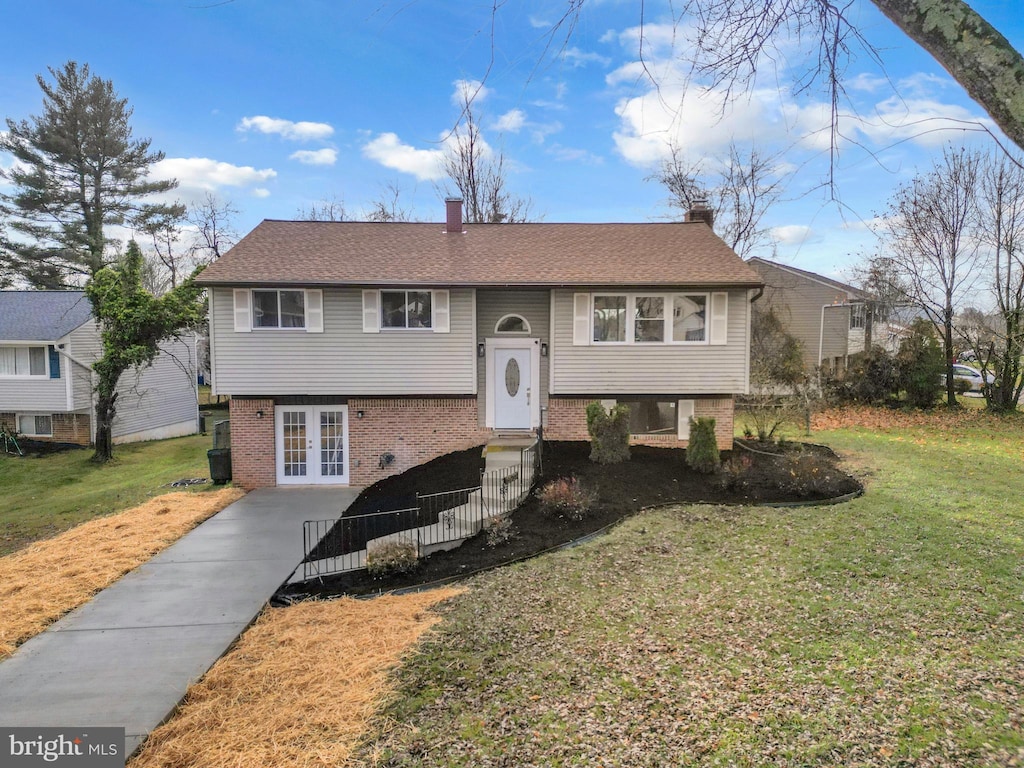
[19,414,53,437]
[850,303,866,330]
[589,294,709,345]
[252,289,306,329]
[0,346,47,377]
[381,290,433,329]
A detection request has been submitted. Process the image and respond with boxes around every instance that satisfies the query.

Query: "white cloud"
[771,225,812,246]
[528,15,551,29]
[252,188,271,198]
[494,109,527,133]
[451,79,491,106]
[851,96,994,148]
[561,47,611,68]
[151,157,277,192]
[289,148,338,166]
[362,133,446,181]
[237,115,334,141]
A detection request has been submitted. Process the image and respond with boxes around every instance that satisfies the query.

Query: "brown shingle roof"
[196,219,763,288]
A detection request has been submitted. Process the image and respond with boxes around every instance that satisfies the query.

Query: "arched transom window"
[494,314,531,334]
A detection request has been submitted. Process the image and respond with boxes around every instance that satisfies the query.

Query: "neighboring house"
[0,291,199,445]
[747,257,872,373]
[196,199,764,489]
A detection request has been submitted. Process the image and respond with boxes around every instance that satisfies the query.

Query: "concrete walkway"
[0,486,359,757]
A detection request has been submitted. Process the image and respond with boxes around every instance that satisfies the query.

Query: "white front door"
[275,405,349,485]
[493,347,533,429]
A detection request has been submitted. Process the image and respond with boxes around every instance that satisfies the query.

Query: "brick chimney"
[445,197,464,233]
[685,199,715,230]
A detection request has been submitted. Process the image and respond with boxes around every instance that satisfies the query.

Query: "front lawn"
[360,408,1024,766]
[0,432,216,556]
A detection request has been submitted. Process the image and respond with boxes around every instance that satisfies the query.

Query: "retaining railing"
[301,439,541,581]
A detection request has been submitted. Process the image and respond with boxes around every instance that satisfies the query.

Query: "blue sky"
[2,0,1022,281]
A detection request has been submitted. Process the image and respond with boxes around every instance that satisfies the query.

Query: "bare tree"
[138,204,187,289]
[655,141,787,258]
[879,145,983,406]
[441,92,532,224]
[364,183,413,222]
[298,195,348,222]
[961,152,1024,411]
[188,192,238,262]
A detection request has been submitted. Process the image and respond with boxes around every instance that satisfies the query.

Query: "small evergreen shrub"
[686,417,720,474]
[537,476,596,521]
[485,514,516,547]
[585,401,631,464]
[897,319,944,408]
[366,539,418,577]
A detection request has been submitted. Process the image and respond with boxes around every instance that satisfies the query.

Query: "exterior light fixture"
[477,342,486,358]
[540,342,548,357]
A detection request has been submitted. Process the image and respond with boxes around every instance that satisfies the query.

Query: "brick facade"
[348,398,490,486]
[0,410,92,445]
[545,396,734,450]
[230,398,276,489]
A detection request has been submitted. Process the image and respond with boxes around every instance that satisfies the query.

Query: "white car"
[942,364,994,393]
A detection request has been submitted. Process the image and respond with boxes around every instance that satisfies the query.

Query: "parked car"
[941,364,994,393]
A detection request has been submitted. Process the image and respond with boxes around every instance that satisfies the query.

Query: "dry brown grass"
[0,487,244,658]
[129,588,463,768]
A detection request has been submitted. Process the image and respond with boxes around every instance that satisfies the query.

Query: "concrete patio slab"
[0,485,360,758]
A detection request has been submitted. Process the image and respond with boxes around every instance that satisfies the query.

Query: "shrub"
[776,453,837,498]
[585,401,630,464]
[718,453,753,491]
[686,417,720,474]
[485,514,516,547]
[365,539,418,577]
[823,348,899,405]
[537,476,596,521]
[897,319,944,408]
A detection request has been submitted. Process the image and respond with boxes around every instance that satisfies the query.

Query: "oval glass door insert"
[505,358,521,397]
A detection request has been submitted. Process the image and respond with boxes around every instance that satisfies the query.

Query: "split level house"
[0,291,199,445]
[747,257,873,374]
[196,199,764,489]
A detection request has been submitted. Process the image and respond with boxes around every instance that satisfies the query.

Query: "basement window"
[617,399,678,435]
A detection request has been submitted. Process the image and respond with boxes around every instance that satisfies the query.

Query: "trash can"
[208,448,232,484]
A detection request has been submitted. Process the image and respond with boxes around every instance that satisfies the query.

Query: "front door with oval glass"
[275,405,349,484]
[493,348,532,429]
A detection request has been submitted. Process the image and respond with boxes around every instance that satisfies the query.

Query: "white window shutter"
[432,289,450,333]
[362,290,380,333]
[305,289,324,333]
[677,399,695,439]
[709,292,728,345]
[573,293,591,346]
[233,289,251,332]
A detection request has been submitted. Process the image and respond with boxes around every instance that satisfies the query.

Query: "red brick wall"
[53,412,91,445]
[230,398,275,489]
[545,397,734,450]
[0,411,92,445]
[349,398,490,486]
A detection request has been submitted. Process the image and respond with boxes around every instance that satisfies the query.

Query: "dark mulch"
[279,440,860,599]
[2,439,84,458]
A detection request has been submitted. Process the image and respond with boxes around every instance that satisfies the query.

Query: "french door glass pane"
[282,410,307,476]
[320,410,345,476]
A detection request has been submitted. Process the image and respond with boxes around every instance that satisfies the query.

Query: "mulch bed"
[280,440,860,599]
[2,439,83,458]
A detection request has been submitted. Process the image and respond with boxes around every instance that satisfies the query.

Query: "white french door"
[275,405,349,485]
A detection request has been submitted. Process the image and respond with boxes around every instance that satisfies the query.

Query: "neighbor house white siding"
[0,373,66,412]
[549,289,750,394]
[111,335,198,442]
[210,287,477,395]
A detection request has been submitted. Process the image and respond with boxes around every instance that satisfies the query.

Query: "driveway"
[0,486,360,757]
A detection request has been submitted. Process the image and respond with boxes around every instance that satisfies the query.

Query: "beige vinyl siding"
[211,287,476,395]
[475,289,550,426]
[67,321,101,411]
[550,289,750,394]
[112,335,198,440]
[0,375,66,413]
[755,261,851,370]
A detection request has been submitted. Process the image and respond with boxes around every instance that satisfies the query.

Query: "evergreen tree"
[0,61,178,287]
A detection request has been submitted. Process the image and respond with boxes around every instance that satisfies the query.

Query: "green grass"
[0,433,219,556]
[362,410,1024,767]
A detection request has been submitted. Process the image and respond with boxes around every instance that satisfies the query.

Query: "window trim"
[494,313,532,335]
[379,289,434,331]
[850,303,867,330]
[589,293,710,346]
[0,344,50,378]
[17,412,53,437]
[251,289,307,331]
